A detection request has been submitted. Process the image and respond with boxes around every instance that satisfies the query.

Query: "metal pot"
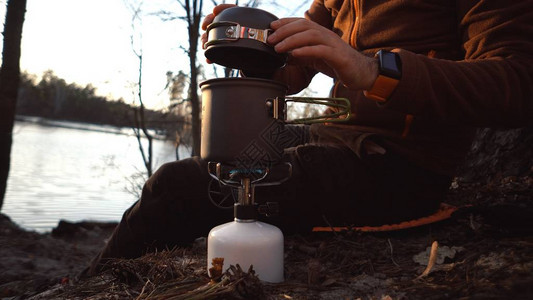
[200,78,350,167]
[204,6,287,76]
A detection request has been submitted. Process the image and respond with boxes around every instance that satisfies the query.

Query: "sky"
[0,0,332,110]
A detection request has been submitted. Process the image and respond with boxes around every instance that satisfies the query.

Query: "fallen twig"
[388,239,400,267]
[415,241,439,280]
[136,279,153,300]
[322,215,338,236]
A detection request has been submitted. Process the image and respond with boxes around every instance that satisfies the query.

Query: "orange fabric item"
[312,203,458,232]
[363,74,399,102]
[401,114,414,138]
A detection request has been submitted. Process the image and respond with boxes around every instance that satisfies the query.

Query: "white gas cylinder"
[207,220,284,283]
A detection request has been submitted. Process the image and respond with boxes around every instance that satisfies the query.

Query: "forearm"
[382,0,533,127]
[383,50,533,127]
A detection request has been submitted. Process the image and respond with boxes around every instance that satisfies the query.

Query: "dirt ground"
[1,175,532,299]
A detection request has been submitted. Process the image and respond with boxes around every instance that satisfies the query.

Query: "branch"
[177,0,187,10]
[150,10,181,21]
[245,0,259,8]
[184,0,192,24]
[169,99,189,108]
[211,64,219,78]
[132,108,150,173]
[179,45,190,55]
[387,239,400,268]
[131,35,142,58]
[414,241,439,280]
[123,0,143,22]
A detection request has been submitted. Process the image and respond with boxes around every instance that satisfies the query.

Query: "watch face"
[379,51,402,79]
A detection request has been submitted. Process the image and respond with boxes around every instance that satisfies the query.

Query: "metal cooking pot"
[200,78,350,167]
[204,6,287,76]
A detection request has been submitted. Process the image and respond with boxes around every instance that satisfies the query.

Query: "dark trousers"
[85,143,451,275]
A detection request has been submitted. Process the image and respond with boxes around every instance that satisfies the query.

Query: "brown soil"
[1,175,532,299]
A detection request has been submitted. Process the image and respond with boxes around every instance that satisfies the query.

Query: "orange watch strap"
[363,74,399,103]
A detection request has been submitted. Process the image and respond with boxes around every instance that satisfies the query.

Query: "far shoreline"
[14,115,169,141]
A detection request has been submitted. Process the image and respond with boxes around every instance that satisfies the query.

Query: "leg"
[85,157,233,275]
[85,143,450,275]
[257,143,451,228]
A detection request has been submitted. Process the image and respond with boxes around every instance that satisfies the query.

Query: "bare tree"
[157,0,265,157]
[126,0,154,177]
[165,70,192,157]
[182,0,203,157]
[156,1,204,156]
[0,0,27,211]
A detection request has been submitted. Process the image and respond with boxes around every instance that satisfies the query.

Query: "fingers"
[268,18,327,48]
[270,17,304,30]
[202,4,238,52]
[272,30,329,53]
[268,18,310,43]
[267,17,371,89]
[269,21,338,56]
[201,32,208,49]
[267,17,346,65]
[213,3,236,15]
[201,13,215,30]
[201,4,237,30]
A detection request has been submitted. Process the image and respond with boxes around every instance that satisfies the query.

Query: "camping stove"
[206,161,291,283]
[200,5,350,284]
[199,78,349,284]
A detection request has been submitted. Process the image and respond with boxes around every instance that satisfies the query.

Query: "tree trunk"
[0,0,27,211]
[185,0,202,157]
[458,127,533,183]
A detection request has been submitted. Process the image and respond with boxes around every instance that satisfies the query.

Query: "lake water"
[3,118,188,232]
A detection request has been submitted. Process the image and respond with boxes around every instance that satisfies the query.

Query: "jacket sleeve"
[382,0,533,128]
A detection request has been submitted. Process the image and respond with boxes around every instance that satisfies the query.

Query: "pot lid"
[204,7,287,76]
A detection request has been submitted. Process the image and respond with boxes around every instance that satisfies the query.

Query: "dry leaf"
[209,257,224,280]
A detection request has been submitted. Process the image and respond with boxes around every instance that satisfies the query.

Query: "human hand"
[268,18,378,90]
[201,4,236,62]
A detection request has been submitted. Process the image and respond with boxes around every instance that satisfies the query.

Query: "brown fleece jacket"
[302,0,533,175]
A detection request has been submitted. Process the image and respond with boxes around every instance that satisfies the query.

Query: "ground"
[1,175,532,299]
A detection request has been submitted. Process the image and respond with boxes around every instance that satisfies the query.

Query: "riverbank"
[1,175,532,299]
[0,215,117,298]
[15,115,169,140]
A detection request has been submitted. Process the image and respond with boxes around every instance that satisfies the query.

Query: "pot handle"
[267,97,351,124]
[205,21,272,47]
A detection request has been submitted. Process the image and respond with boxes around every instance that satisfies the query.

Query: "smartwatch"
[363,50,402,103]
